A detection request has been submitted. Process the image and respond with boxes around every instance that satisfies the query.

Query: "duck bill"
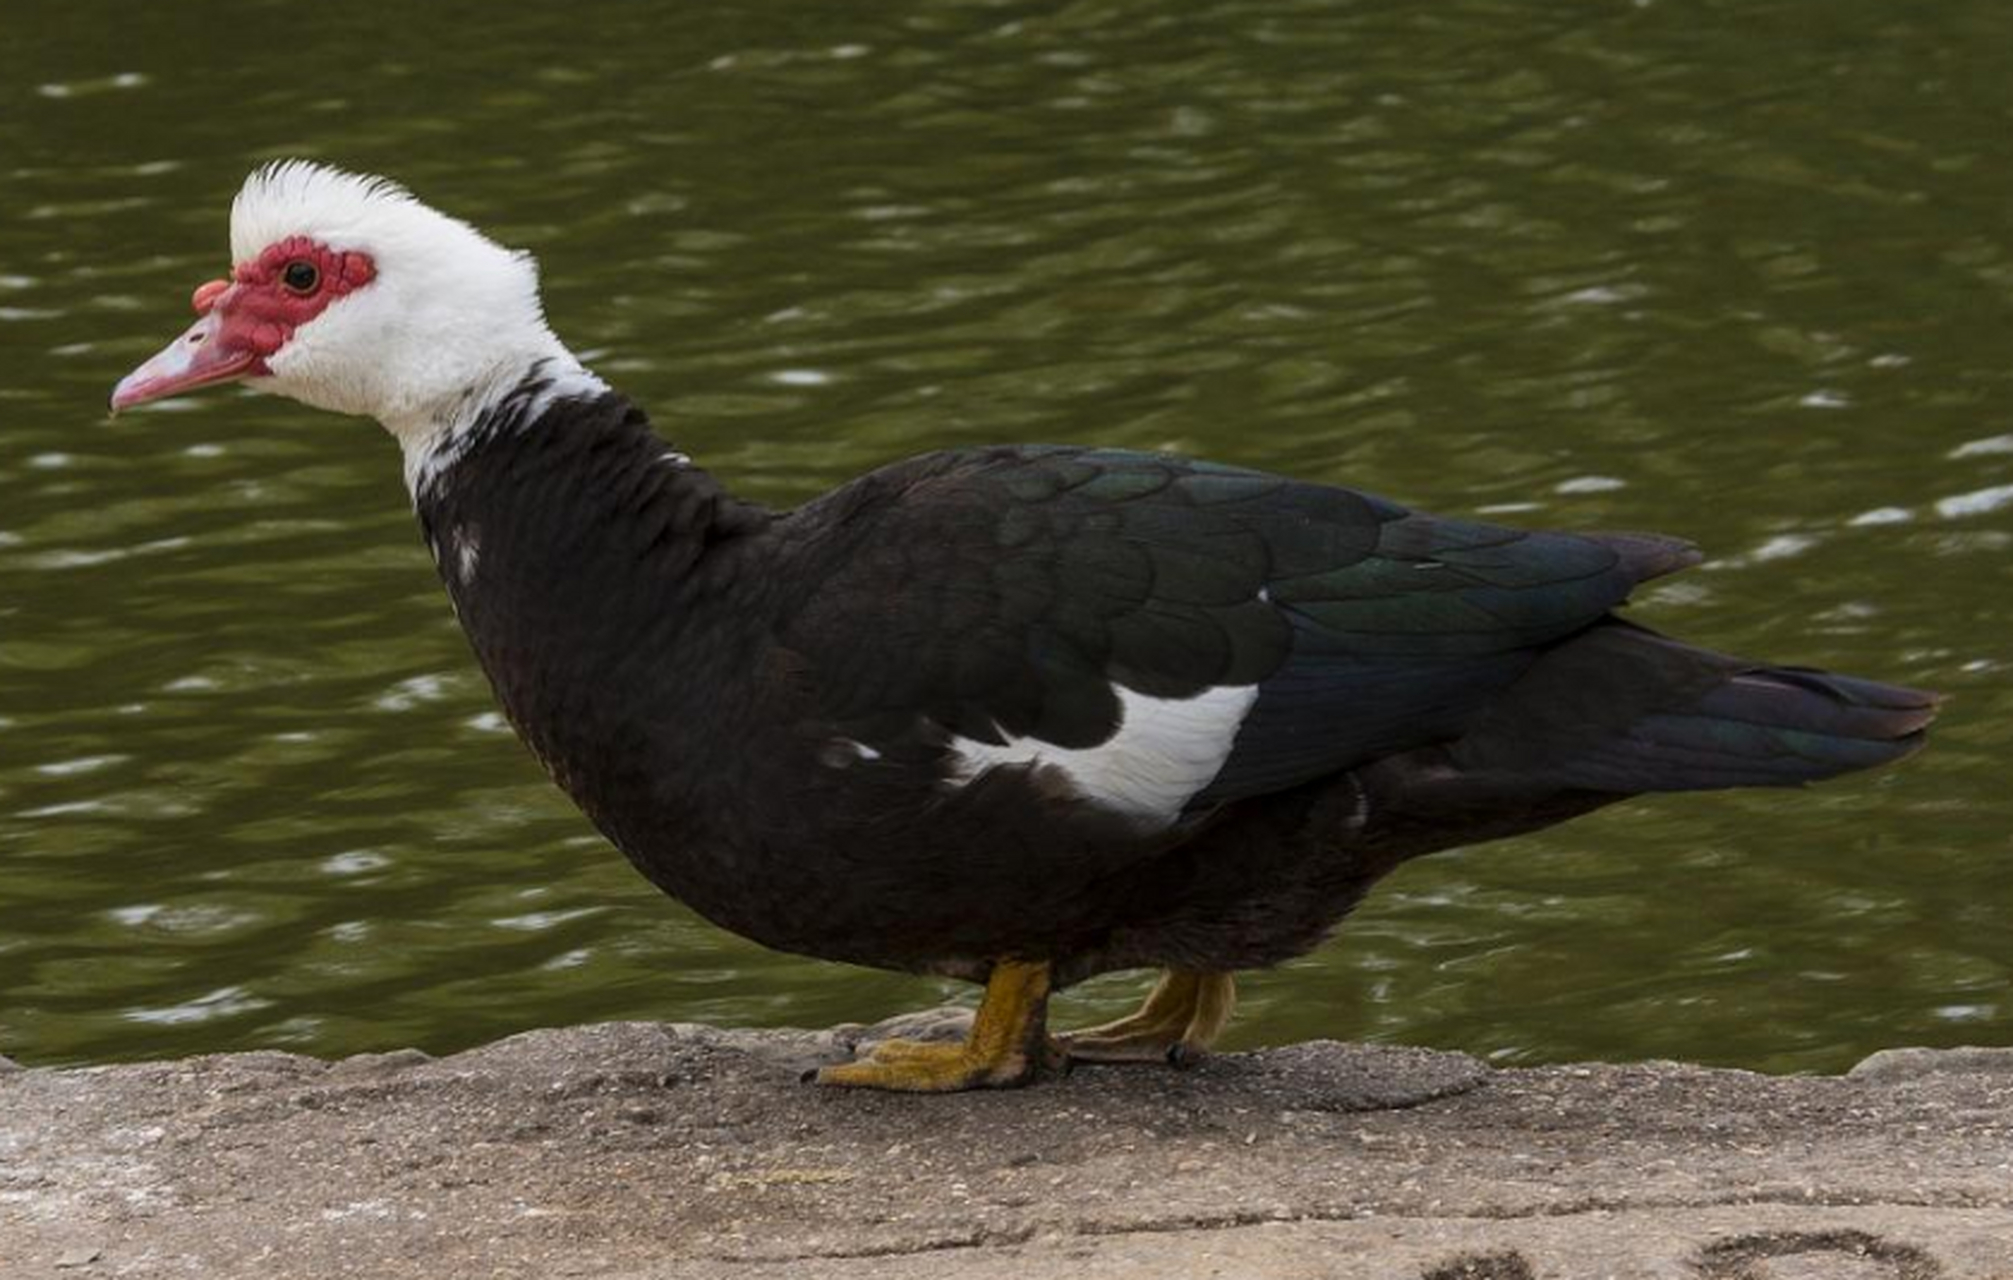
[109,308,262,413]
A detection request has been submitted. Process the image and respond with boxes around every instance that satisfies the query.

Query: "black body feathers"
[413,386,1933,982]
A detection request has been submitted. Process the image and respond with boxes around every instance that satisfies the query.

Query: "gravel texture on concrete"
[2,1011,2009,1279]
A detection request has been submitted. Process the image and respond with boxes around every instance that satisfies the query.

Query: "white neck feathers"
[399,356,612,499]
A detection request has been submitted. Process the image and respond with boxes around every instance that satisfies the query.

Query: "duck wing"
[774,445,1692,825]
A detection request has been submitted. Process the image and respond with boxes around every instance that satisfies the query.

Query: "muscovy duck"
[112,163,1936,1091]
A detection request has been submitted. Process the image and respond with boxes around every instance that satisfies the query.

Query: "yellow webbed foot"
[816,1038,1028,1091]
[1060,969,1236,1066]
[813,960,1052,1092]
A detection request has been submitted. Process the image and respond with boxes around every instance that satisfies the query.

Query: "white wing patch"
[947,684,1259,827]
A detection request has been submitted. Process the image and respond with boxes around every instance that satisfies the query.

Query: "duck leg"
[814,959,1052,1092]
[1059,969,1236,1066]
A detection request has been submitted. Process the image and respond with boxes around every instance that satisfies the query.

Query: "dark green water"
[3,0,2007,1074]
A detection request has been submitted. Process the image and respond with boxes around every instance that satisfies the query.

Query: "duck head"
[111,162,575,460]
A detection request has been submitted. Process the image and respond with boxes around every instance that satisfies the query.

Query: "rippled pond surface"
[3,0,2008,1074]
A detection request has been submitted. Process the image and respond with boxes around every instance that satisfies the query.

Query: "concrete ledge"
[2,1013,2008,1278]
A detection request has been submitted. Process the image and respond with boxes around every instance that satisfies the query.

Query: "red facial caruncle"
[110,237,377,412]
[217,236,377,357]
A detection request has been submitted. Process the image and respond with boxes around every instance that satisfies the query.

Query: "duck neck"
[409,363,771,617]
[396,353,610,500]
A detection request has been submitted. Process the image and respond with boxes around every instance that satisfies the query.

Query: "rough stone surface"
[1848,1045,2013,1084]
[1,1014,2008,1279]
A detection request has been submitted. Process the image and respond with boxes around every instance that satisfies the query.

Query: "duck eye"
[281,260,320,294]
